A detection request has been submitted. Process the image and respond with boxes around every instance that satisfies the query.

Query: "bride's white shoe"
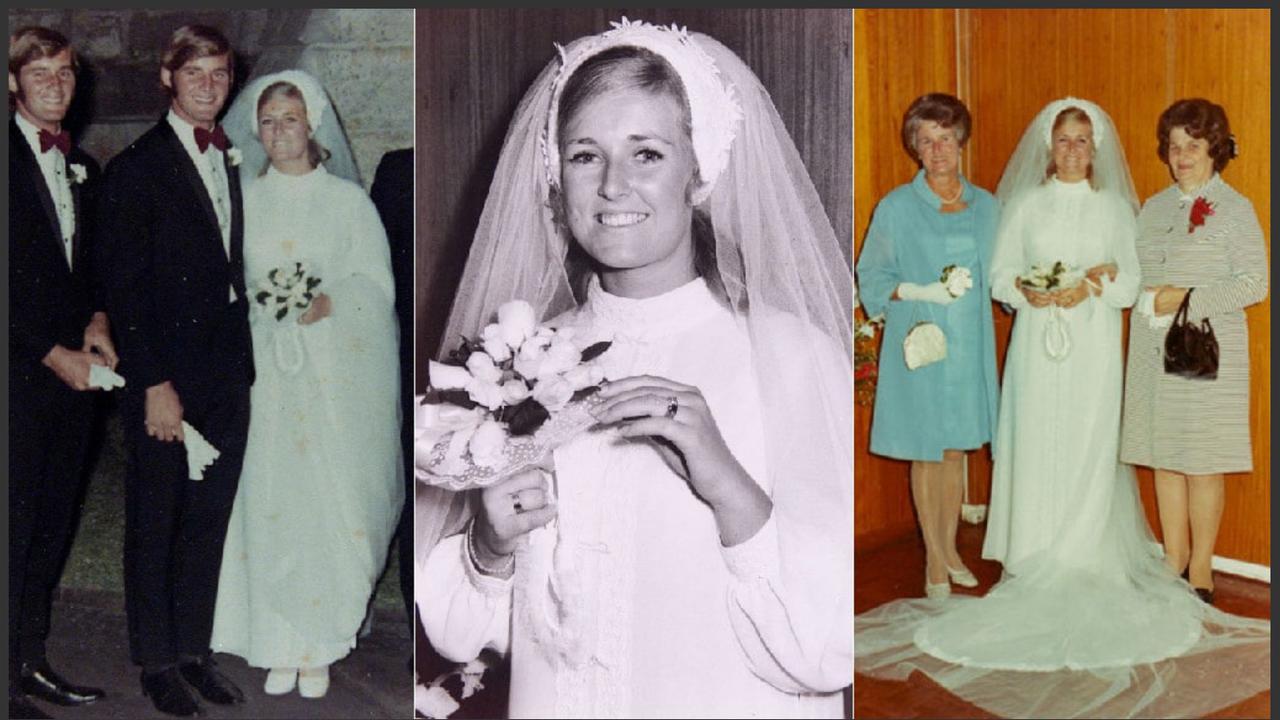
[947,565,979,588]
[925,580,952,600]
[298,665,330,699]
[264,667,297,695]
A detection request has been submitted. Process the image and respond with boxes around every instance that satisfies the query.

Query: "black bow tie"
[38,128,71,155]
[194,125,229,153]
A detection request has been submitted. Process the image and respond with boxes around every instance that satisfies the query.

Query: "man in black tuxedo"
[97,24,251,717]
[8,26,113,720]
[370,148,415,629]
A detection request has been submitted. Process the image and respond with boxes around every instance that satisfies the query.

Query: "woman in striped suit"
[1121,99,1268,604]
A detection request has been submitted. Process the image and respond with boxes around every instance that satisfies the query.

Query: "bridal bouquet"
[1018,261,1084,293]
[417,300,612,490]
[253,261,322,321]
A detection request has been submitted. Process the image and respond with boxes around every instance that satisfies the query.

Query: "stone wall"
[7,8,412,189]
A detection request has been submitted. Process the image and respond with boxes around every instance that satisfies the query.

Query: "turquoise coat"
[857,171,1000,461]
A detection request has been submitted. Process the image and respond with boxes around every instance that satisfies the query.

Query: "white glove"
[897,281,956,305]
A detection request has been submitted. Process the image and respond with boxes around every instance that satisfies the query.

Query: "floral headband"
[247,69,330,136]
[542,17,743,204]
[1041,96,1106,149]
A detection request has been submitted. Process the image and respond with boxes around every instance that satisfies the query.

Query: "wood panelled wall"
[854,9,1271,566]
[416,9,852,390]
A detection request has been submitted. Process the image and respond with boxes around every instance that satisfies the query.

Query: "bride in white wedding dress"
[854,98,1269,719]
[210,70,403,699]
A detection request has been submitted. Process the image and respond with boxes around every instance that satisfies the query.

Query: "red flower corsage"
[1188,196,1215,233]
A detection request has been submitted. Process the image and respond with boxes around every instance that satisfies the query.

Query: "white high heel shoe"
[947,565,979,588]
[298,665,330,699]
[264,667,297,695]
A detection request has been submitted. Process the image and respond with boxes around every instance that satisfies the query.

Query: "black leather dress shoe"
[20,661,105,706]
[141,668,202,717]
[179,657,244,705]
[8,691,53,720]
[1194,587,1216,605]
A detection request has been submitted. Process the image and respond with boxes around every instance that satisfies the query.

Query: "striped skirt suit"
[1120,175,1268,474]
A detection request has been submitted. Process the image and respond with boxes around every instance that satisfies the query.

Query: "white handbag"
[903,321,946,370]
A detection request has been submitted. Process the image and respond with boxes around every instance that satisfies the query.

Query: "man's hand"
[42,345,102,391]
[145,381,185,443]
[82,311,119,369]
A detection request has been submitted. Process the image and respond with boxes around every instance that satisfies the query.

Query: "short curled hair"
[1157,98,1235,172]
[9,25,77,76]
[900,93,971,165]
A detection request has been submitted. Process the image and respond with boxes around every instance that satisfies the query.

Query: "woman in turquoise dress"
[856,93,999,599]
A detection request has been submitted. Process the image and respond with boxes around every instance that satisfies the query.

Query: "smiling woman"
[415,12,852,719]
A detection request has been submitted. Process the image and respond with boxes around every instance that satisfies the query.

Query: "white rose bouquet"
[1017,261,1084,293]
[416,300,612,490]
[254,261,322,321]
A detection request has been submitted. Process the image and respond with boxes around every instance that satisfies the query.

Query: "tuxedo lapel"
[11,120,67,261]
[158,121,223,240]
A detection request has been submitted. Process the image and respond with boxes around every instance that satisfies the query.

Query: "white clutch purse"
[903,321,947,370]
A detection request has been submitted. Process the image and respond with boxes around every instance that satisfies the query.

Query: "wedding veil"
[416,18,853,682]
[995,96,1138,213]
[221,69,362,186]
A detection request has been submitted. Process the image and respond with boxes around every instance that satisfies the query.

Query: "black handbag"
[1164,288,1218,380]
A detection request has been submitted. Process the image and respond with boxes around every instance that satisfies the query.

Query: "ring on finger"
[512,495,524,513]
[664,395,679,419]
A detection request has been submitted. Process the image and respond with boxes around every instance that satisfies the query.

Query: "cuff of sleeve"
[460,532,515,598]
[721,513,782,581]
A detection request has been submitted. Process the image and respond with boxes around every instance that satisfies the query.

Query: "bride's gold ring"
[512,496,524,513]
[665,396,679,419]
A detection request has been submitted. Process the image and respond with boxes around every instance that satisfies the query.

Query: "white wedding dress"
[418,278,848,719]
[854,179,1270,718]
[211,165,403,669]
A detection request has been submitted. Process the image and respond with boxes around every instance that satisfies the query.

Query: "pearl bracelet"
[466,518,514,578]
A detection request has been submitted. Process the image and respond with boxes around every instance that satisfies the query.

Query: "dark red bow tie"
[193,125,229,153]
[38,128,71,155]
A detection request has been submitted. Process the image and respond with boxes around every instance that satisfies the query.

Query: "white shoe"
[298,665,330,699]
[947,565,979,588]
[925,580,952,600]
[264,667,297,695]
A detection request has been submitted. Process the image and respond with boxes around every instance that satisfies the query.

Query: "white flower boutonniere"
[226,147,243,167]
[68,163,87,185]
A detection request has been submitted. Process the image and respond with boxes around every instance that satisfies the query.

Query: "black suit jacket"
[97,117,253,401]
[370,147,414,390]
[9,118,102,390]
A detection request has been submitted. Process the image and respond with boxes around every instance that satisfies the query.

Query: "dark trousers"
[8,374,95,674]
[121,379,249,668]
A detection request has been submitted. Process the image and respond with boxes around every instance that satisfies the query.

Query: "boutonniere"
[1188,196,1215,233]
[226,147,243,167]
[68,163,87,185]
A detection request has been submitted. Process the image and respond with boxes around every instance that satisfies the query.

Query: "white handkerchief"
[182,421,221,481]
[85,366,221,480]
[88,364,127,390]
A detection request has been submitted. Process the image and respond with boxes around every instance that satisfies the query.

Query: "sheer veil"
[416,18,853,675]
[995,96,1138,212]
[221,69,362,186]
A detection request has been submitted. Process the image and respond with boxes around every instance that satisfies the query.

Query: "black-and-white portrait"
[412,9,853,719]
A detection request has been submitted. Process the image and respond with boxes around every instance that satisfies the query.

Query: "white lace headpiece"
[244,69,331,135]
[1040,96,1106,148]
[542,17,743,204]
